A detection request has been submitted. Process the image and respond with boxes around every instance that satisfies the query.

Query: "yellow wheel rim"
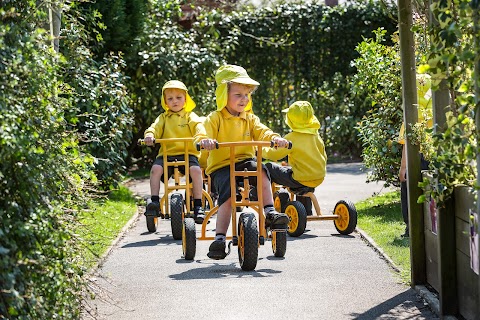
[285,206,298,233]
[239,223,245,261]
[274,196,282,212]
[335,204,350,231]
[271,231,277,251]
[154,217,158,225]
[182,223,186,253]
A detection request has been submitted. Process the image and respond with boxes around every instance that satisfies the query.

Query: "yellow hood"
[161,80,196,112]
[215,64,259,111]
[282,101,320,135]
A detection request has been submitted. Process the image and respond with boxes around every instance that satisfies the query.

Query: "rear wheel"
[285,201,307,237]
[271,230,287,257]
[146,216,158,233]
[182,218,196,260]
[273,190,290,213]
[170,193,184,240]
[238,212,258,271]
[334,200,358,235]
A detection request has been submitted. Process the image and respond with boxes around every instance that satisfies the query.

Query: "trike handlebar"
[196,140,292,151]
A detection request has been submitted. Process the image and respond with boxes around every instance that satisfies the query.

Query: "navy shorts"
[265,162,305,189]
[153,155,200,182]
[210,158,270,206]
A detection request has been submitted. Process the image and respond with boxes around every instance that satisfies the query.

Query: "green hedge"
[127,1,397,164]
[0,1,134,317]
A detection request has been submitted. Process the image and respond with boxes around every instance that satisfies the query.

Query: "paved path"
[84,163,438,320]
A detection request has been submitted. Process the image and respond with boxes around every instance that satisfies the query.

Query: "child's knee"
[151,164,163,175]
[190,165,201,174]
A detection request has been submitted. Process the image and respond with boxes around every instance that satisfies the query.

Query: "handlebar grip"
[196,142,219,151]
[288,141,293,149]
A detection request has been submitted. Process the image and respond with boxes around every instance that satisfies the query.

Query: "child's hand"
[144,136,155,146]
[201,139,217,151]
[273,137,289,149]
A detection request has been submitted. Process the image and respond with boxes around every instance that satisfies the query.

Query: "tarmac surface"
[84,162,440,320]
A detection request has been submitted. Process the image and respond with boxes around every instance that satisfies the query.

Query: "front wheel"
[170,193,184,240]
[271,230,287,257]
[238,212,258,271]
[333,200,358,235]
[182,218,196,260]
[146,216,158,233]
[285,201,307,237]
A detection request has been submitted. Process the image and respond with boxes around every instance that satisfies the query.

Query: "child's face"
[164,88,186,112]
[226,83,254,115]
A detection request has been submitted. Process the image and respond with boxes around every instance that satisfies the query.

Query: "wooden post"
[398,0,426,285]
[474,2,480,310]
[49,4,61,52]
[432,81,458,316]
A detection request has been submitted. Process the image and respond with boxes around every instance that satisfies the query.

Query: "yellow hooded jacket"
[195,108,280,175]
[145,110,203,158]
[144,80,203,158]
[398,74,433,145]
[263,101,327,187]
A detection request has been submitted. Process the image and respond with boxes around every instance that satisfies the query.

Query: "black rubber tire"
[146,216,157,233]
[273,190,290,213]
[272,230,287,257]
[182,218,196,260]
[285,201,307,237]
[170,193,184,240]
[334,200,358,235]
[238,212,259,271]
[296,195,313,216]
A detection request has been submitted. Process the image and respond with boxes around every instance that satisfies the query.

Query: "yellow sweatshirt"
[195,108,280,175]
[263,131,327,187]
[144,109,203,158]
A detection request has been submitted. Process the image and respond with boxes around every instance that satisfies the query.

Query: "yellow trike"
[272,183,357,237]
[193,141,290,271]
[138,138,214,260]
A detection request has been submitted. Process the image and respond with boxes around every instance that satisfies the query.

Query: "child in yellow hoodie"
[144,80,206,224]
[398,73,432,237]
[263,101,327,215]
[196,64,289,260]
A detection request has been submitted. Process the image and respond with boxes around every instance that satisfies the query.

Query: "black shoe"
[145,201,160,217]
[194,206,206,224]
[207,239,227,260]
[401,227,409,238]
[265,210,289,229]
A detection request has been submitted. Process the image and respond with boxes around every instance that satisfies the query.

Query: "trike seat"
[289,186,315,195]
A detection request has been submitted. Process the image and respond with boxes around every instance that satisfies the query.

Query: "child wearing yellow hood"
[144,80,206,224]
[263,101,327,215]
[398,73,432,237]
[196,64,290,260]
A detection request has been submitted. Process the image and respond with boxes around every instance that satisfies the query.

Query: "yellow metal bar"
[307,215,339,221]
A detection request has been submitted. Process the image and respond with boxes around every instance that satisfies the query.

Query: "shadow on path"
[350,290,439,319]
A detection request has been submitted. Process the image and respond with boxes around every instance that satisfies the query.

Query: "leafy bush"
[417,0,478,206]
[0,3,91,317]
[123,0,397,165]
[353,29,403,187]
[60,2,134,188]
[0,0,134,317]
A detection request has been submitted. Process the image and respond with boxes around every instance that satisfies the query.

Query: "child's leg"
[190,165,203,200]
[190,165,206,223]
[215,199,232,235]
[261,170,274,207]
[261,169,289,228]
[146,163,164,217]
[150,164,164,198]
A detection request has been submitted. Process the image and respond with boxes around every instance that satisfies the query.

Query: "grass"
[77,185,138,269]
[355,190,412,284]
